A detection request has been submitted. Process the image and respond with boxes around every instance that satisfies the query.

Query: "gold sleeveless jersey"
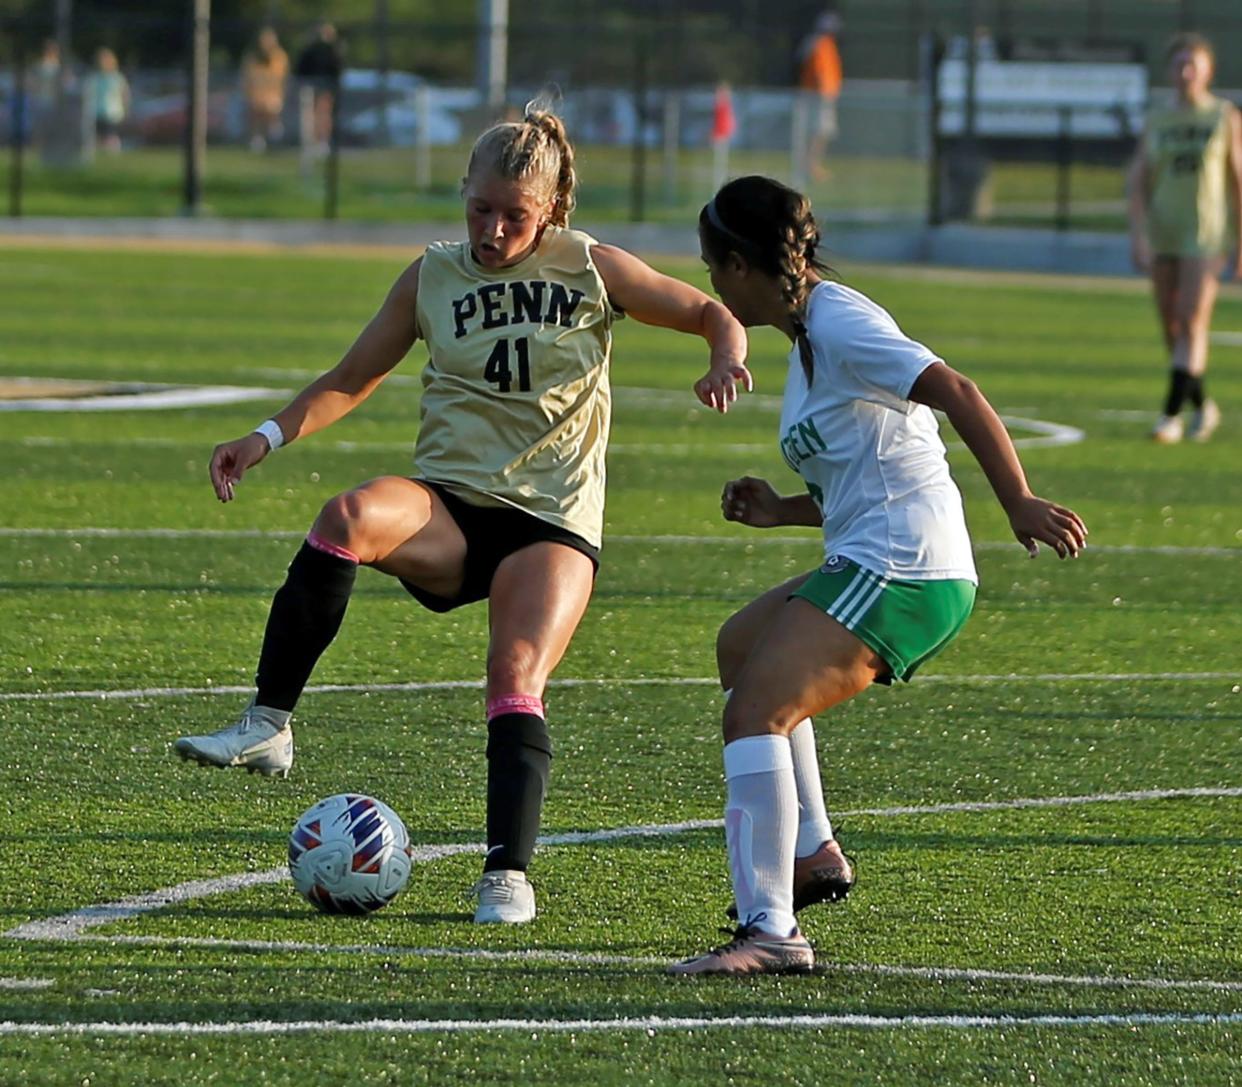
[413,226,616,548]
[1145,96,1235,258]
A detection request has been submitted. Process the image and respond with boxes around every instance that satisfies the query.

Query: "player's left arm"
[1226,106,1242,278]
[591,244,752,413]
[909,361,1087,559]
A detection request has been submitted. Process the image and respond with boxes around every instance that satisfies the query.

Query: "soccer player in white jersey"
[174,105,751,925]
[669,175,1087,976]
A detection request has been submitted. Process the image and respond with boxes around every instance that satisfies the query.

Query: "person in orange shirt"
[797,11,843,181]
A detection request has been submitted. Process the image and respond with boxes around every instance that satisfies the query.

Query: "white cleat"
[1188,399,1220,442]
[1150,414,1184,444]
[471,870,536,924]
[174,701,293,778]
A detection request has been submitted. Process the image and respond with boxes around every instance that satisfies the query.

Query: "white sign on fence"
[937,59,1148,138]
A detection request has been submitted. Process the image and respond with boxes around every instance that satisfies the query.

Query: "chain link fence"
[1,1,1238,228]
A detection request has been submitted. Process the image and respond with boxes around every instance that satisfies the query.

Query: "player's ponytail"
[524,105,577,226]
[700,176,832,383]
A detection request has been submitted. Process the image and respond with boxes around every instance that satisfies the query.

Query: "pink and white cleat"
[793,839,856,911]
[727,838,855,921]
[668,924,814,977]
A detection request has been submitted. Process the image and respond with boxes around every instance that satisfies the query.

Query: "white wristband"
[254,419,285,451]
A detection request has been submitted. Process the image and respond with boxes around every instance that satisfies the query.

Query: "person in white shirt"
[669,174,1088,977]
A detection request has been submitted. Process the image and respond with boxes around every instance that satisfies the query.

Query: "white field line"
[0,386,288,412]
[1210,331,1242,346]
[4,674,1242,704]
[0,526,1237,559]
[0,978,53,990]
[6,788,1238,946]
[1,525,1236,559]
[2,1010,1240,1037]
[4,416,1080,452]
[44,934,1242,995]
[8,435,773,456]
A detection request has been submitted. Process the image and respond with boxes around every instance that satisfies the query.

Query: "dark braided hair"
[700,176,833,382]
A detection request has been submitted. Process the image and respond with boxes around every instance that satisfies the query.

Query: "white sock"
[789,718,834,857]
[724,692,833,860]
[723,735,798,938]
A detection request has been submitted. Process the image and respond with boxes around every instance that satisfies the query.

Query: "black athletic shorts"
[399,480,600,613]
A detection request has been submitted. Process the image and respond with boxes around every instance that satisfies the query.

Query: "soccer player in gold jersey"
[175,104,751,924]
[1128,32,1242,443]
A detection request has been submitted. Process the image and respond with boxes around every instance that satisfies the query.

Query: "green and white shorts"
[792,556,976,684]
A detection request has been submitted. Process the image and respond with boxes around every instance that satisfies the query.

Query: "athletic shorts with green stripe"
[792,556,976,684]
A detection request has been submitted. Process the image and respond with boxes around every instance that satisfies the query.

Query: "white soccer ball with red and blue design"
[288,794,413,914]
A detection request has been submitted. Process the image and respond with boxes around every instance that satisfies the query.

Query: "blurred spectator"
[242,27,289,152]
[797,10,843,181]
[32,39,63,106]
[84,48,130,154]
[295,22,343,160]
[30,39,69,150]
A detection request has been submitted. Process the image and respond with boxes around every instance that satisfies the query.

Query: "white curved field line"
[3,673,1241,705]
[2,1011,1240,1037]
[34,933,1242,997]
[1,526,1234,559]
[5,790,1239,1036]
[0,386,287,412]
[7,787,1240,986]
[5,413,1082,452]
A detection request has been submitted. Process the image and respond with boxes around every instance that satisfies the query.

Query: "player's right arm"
[210,258,422,502]
[722,476,821,528]
[1126,134,1152,273]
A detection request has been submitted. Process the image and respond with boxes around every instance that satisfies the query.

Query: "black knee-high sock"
[484,712,552,873]
[255,541,357,712]
[1186,374,1205,410]
[1163,370,1192,417]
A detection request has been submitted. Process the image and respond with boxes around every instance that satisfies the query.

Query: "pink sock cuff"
[487,694,545,720]
[306,532,360,564]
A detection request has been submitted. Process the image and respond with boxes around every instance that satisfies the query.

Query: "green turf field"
[0,244,1238,1085]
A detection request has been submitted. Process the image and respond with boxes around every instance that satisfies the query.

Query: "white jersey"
[779,281,977,583]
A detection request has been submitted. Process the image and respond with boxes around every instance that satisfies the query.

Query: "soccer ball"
[287,793,413,915]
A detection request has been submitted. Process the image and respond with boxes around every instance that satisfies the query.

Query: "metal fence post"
[1056,104,1071,231]
[325,75,340,220]
[414,82,431,190]
[926,33,943,226]
[629,28,648,222]
[790,90,808,191]
[9,34,26,218]
[661,90,679,207]
[182,0,210,216]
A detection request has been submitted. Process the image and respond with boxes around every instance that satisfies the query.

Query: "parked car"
[129,89,231,144]
[337,70,479,147]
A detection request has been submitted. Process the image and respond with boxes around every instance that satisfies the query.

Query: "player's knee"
[312,490,371,550]
[721,694,799,741]
[715,612,750,688]
[487,643,545,694]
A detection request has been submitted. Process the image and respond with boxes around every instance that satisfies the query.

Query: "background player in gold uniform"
[176,105,751,924]
[1128,32,1242,443]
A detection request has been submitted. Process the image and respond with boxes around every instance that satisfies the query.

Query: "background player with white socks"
[670,175,1088,976]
